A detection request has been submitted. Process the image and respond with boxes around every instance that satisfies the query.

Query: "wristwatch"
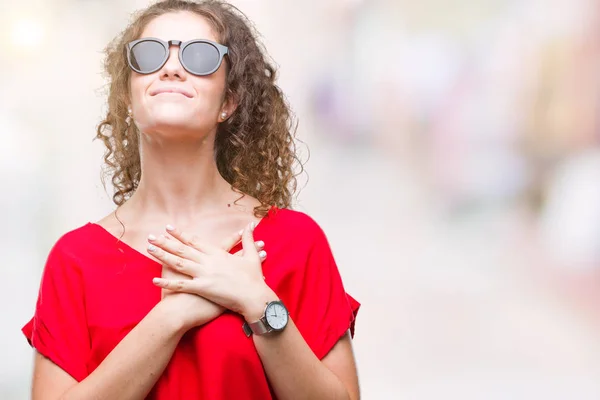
[242,300,289,337]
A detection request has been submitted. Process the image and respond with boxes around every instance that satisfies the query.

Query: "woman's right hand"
[152,229,266,331]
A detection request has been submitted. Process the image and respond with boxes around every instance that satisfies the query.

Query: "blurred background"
[2,0,600,398]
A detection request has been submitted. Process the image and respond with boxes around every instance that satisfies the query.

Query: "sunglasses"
[126,37,229,76]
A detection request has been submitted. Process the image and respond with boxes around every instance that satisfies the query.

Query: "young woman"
[23,1,360,399]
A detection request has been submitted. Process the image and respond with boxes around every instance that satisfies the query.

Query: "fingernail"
[259,250,267,258]
[250,222,256,231]
[152,277,165,285]
[148,234,157,241]
[238,229,244,236]
[166,224,175,231]
[148,244,157,252]
[256,240,264,248]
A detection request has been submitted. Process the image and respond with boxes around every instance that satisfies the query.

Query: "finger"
[148,234,203,264]
[219,230,243,251]
[165,225,221,255]
[148,243,199,277]
[219,229,266,252]
[152,277,198,293]
[241,221,259,259]
[236,245,266,260]
[233,240,264,254]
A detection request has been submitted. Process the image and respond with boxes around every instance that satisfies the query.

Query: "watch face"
[265,301,288,330]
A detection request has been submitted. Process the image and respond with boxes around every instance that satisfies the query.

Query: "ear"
[220,89,239,120]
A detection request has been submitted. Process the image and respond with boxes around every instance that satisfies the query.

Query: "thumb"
[220,229,243,252]
[242,221,259,259]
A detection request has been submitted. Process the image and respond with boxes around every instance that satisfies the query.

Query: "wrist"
[241,286,279,323]
[154,296,188,335]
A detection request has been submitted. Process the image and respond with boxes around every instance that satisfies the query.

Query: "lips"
[150,87,193,98]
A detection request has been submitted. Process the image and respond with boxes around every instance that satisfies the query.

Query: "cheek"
[194,79,226,111]
[129,76,150,112]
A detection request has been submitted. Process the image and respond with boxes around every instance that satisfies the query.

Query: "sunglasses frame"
[126,37,229,76]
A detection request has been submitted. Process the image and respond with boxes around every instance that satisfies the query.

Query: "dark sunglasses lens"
[130,40,166,72]
[182,42,220,75]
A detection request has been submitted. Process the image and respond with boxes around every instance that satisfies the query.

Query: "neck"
[125,133,234,226]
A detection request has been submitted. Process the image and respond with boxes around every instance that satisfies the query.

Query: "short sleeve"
[291,225,360,360]
[22,240,90,381]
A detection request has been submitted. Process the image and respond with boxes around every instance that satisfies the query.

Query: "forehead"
[141,11,218,42]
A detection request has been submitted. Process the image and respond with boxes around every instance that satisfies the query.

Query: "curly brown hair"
[96,0,303,217]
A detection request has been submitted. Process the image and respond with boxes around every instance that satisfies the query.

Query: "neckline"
[88,205,277,266]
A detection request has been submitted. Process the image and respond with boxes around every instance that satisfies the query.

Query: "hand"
[149,228,266,331]
[148,221,276,322]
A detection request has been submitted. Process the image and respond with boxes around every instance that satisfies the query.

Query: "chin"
[149,103,193,121]
[138,103,213,136]
[140,119,208,142]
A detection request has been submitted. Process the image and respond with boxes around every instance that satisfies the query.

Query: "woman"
[23,0,360,399]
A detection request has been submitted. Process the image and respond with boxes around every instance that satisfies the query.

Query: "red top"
[23,207,359,399]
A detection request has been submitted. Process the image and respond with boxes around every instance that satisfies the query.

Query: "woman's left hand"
[148,222,277,321]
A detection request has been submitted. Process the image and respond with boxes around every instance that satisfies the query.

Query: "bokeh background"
[2,0,600,398]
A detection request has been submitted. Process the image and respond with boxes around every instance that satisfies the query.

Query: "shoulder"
[268,207,329,244]
[47,223,101,266]
[271,208,323,237]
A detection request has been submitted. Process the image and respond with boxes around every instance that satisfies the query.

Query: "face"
[129,12,230,141]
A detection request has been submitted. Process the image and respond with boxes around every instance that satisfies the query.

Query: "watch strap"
[242,317,271,337]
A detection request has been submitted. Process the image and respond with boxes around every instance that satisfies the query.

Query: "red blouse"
[23,207,359,399]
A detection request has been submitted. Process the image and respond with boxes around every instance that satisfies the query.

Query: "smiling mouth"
[150,89,193,98]
[156,92,187,97]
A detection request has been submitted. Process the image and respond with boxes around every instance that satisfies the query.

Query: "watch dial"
[266,302,288,330]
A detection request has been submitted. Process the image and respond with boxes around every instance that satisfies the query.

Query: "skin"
[31,11,359,400]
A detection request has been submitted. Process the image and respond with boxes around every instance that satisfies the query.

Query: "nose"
[160,43,185,80]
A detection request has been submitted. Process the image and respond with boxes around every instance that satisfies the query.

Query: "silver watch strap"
[242,317,271,337]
